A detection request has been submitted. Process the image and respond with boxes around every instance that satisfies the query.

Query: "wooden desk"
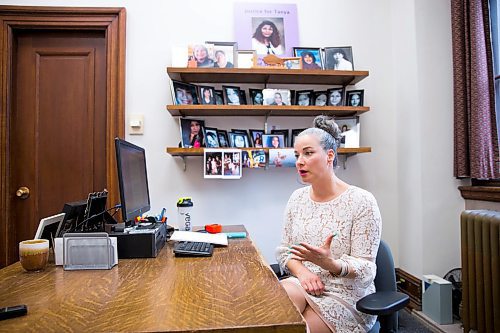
[0,225,305,332]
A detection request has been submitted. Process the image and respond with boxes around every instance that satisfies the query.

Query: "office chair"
[271,240,409,332]
[356,240,410,333]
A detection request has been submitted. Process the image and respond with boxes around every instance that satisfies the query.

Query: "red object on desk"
[205,224,222,234]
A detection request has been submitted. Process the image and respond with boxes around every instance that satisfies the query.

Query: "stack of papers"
[170,231,228,246]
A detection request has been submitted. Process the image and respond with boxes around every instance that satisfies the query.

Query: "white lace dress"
[276,185,382,333]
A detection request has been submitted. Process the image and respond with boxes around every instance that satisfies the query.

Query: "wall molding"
[458,186,500,202]
[396,268,422,310]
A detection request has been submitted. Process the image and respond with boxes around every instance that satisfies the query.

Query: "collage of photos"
[173,44,356,71]
[171,80,365,108]
[204,149,242,179]
[180,117,356,176]
[180,118,326,150]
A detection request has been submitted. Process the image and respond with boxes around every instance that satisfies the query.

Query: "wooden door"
[0,7,126,267]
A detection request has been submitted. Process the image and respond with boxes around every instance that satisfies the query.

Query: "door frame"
[0,6,126,267]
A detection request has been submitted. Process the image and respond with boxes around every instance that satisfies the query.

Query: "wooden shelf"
[166,147,372,157]
[167,67,369,85]
[166,104,370,117]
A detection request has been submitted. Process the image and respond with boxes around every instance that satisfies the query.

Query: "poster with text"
[234,3,298,66]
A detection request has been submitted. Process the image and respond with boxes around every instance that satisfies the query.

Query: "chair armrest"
[356,291,410,316]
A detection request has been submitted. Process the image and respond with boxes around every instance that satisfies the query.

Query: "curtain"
[452,0,500,179]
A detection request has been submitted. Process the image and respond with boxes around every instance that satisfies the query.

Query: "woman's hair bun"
[313,115,341,141]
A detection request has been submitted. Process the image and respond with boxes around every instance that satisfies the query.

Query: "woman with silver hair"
[276,115,382,332]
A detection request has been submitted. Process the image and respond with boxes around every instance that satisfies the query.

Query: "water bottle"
[177,197,194,231]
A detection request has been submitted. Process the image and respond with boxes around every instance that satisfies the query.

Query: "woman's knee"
[303,306,331,333]
[281,280,307,312]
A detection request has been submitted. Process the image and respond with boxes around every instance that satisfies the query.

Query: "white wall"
[1,0,466,277]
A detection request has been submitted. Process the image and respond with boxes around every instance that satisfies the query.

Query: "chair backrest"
[371,240,400,333]
[374,239,397,293]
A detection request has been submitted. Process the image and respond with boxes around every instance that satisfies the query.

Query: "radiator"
[461,210,500,333]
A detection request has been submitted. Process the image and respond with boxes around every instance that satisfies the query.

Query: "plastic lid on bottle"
[177,197,193,207]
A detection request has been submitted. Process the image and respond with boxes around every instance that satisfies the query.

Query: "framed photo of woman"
[249,129,265,147]
[313,91,328,106]
[205,41,237,68]
[346,90,364,107]
[180,118,205,148]
[262,134,285,148]
[262,88,291,106]
[324,46,354,71]
[198,85,216,105]
[249,89,264,105]
[293,47,323,70]
[222,85,243,105]
[229,131,250,148]
[217,130,230,148]
[204,127,220,148]
[172,80,199,105]
[271,129,289,147]
[295,90,313,106]
[327,88,345,106]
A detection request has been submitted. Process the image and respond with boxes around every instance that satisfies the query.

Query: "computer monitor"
[115,138,151,226]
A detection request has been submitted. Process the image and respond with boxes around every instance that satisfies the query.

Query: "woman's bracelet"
[331,259,349,277]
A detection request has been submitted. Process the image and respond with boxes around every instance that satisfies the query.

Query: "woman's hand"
[295,269,325,296]
[290,234,336,272]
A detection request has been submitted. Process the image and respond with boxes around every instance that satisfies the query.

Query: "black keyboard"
[173,241,214,257]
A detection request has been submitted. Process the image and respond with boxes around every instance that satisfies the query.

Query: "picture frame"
[336,116,360,148]
[204,127,220,148]
[217,130,230,148]
[324,46,354,71]
[262,134,285,148]
[222,85,243,105]
[295,90,313,106]
[222,150,242,179]
[172,80,199,105]
[262,88,291,106]
[231,129,251,146]
[269,149,296,167]
[271,129,289,147]
[283,57,302,69]
[229,131,250,148]
[327,87,345,106]
[239,90,248,105]
[187,44,216,68]
[180,118,205,148]
[249,129,265,148]
[214,90,224,105]
[346,90,364,107]
[198,85,216,105]
[205,41,238,68]
[204,149,223,178]
[249,89,264,105]
[237,50,256,68]
[291,128,306,147]
[242,150,266,168]
[293,47,323,70]
[234,3,298,57]
[312,91,328,106]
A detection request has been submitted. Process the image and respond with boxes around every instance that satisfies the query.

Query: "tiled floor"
[412,311,463,333]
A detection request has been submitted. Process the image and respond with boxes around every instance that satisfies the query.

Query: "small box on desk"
[108,222,167,258]
[422,274,453,324]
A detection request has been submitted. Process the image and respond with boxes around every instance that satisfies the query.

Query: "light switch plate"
[129,114,144,135]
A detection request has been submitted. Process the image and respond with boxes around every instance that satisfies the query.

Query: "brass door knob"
[16,186,30,199]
